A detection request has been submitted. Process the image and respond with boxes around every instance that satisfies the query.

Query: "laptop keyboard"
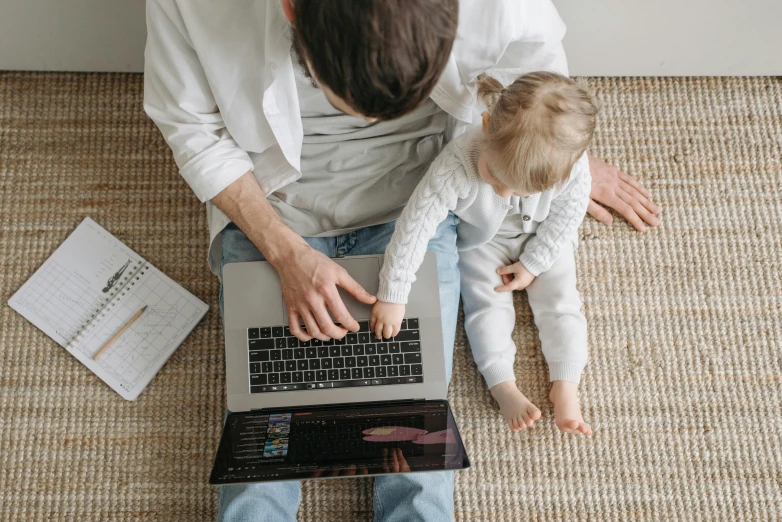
[247,319,423,393]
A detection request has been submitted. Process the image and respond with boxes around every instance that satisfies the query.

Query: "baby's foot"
[490,381,541,432]
[549,381,592,435]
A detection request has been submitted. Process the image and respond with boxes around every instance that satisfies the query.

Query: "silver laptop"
[211,253,469,484]
[223,253,447,412]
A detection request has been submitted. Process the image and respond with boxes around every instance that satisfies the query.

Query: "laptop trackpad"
[283,257,381,324]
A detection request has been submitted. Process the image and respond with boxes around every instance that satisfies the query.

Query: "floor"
[1,73,781,521]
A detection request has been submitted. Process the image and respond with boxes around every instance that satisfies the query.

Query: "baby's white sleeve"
[378,150,473,304]
[519,153,591,276]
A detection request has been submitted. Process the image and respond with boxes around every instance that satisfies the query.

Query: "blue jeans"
[217,215,460,522]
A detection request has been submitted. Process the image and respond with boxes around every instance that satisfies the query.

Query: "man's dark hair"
[292,0,459,121]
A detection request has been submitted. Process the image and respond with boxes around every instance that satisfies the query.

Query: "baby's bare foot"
[490,381,541,432]
[549,381,592,435]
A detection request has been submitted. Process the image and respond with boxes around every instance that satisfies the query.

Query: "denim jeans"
[217,215,460,522]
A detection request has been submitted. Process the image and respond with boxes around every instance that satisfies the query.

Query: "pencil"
[92,305,148,360]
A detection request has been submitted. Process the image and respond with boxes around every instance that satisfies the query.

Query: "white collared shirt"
[143,0,569,273]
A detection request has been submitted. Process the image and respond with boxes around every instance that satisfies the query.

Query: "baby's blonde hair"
[476,71,598,194]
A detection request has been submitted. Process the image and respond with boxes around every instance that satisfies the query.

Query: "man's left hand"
[588,154,661,232]
[381,448,411,474]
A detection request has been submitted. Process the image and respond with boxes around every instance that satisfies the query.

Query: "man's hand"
[381,448,411,474]
[211,173,376,342]
[278,242,376,341]
[588,154,661,232]
[370,301,406,339]
[495,261,535,292]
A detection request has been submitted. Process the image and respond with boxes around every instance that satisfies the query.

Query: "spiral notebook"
[8,217,209,400]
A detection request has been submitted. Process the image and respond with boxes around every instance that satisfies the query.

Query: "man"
[144,1,661,520]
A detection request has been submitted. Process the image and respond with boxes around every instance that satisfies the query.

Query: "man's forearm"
[210,171,306,266]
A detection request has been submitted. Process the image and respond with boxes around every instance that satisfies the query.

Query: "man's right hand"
[275,242,377,341]
[211,172,376,342]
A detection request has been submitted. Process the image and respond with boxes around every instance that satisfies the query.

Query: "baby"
[372,71,597,434]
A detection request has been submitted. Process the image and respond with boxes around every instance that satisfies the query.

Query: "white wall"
[556,0,782,76]
[0,0,780,75]
[0,0,146,72]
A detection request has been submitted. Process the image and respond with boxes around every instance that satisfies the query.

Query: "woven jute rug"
[1,72,780,521]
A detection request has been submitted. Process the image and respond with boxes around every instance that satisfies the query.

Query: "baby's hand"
[495,261,536,292]
[371,301,406,339]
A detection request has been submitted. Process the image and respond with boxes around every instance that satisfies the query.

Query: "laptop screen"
[210,400,469,484]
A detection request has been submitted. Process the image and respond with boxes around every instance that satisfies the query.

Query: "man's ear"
[481,112,490,135]
[281,0,295,23]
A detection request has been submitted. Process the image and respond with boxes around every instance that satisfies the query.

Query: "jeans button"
[522,215,531,221]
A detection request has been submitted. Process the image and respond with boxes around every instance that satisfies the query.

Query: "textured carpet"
[1,72,781,521]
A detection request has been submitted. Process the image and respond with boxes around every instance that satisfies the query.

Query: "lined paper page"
[8,218,143,346]
[67,264,208,400]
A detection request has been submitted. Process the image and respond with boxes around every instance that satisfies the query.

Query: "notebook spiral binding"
[67,262,149,347]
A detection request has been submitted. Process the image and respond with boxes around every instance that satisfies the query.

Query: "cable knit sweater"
[378,128,591,304]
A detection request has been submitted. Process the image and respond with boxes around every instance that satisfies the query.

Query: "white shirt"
[143,0,569,273]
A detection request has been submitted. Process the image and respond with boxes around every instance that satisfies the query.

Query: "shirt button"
[522,215,531,221]
[270,62,278,71]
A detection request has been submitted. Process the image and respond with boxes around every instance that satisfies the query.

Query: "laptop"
[210,252,470,484]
